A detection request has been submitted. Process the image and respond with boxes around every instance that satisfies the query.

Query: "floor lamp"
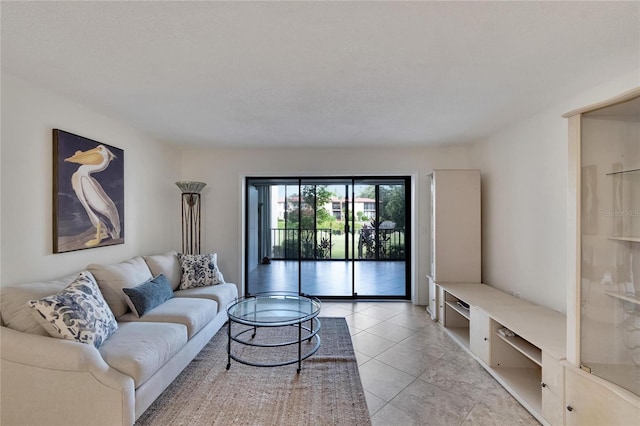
[176,181,206,255]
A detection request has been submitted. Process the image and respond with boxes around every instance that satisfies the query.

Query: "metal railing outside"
[269,228,405,260]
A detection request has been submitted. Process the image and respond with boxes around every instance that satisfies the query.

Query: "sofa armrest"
[2,324,109,371]
[1,326,135,426]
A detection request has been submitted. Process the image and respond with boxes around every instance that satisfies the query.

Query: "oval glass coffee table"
[226,293,322,373]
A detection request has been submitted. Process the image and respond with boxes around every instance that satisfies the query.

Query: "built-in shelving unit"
[426,169,481,319]
[565,87,640,424]
[436,282,566,426]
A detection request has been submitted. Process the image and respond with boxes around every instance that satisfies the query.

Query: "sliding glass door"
[245,176,410,299]
[353,179,408,297]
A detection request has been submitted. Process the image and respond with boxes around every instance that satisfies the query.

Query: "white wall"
[5,68,635,314]
[469,71,640,312]
[179,145,473,302]
[1,74,182,286]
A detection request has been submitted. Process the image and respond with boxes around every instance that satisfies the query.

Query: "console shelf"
[445,301,470,320]
[497,333,542,366]
[446,327,470,348]
[492,367,542,414]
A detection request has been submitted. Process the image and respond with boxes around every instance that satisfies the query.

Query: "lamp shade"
[175,181,206,193]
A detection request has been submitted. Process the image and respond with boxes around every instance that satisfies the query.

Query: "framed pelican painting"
[53,129,124,253]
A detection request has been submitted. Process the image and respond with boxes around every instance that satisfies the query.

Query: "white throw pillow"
[178,253,223,290]
[28,271,118,349]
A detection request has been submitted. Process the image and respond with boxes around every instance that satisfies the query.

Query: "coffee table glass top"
[227,293,321,326]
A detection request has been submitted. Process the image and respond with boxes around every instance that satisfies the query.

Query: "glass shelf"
[604,291,640,306]
[606,168,640,176]
[608,236,640,243]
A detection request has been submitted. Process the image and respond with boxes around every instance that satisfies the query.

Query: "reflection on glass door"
[245,177,410,299]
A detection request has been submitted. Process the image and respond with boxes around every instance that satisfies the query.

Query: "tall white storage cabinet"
[427,170,481,320]
[565,88,640,424]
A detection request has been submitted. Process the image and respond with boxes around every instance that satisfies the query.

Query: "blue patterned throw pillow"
[178,253,222,290]
[28,271,118,349]
[122,273,174,317]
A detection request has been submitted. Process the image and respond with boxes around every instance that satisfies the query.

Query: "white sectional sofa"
[0,251,238,426]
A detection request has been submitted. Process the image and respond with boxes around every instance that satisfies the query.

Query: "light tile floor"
[321,301,540,426]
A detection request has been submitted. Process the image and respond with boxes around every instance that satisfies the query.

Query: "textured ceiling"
[2,1,639,148]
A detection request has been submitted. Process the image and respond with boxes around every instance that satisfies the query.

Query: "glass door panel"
[579,98,640,396]
[246,178,300,294]
[378,183,407,261]
[299,178,353,297]
[353,178,409,297]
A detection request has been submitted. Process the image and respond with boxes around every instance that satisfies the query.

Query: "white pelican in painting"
[65,145,121,247]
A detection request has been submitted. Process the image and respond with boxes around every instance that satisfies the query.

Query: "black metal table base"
[226,317,321,373]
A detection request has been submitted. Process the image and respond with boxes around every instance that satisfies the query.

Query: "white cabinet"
[470,307,491,364]
[564,364,640,426]
[427,276,437,320]
[427,170,481,301]
[428,169,481,282]
[437,284,445,325]
[541,352,565,426]
[565,88,640,423]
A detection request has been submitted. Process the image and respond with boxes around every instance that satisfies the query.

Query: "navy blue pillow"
[122,274,173,317]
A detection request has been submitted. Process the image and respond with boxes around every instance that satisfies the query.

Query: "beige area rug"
[135,317,371,426]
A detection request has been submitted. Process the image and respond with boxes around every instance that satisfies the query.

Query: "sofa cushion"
[99,322,188,389]
[174,283,238,313]
[122,274,174,318]
[118,297,217,339]
[178,253,223,290]
[28,272,118,349]
[143,250,182,290]
[0,274,77,336]
[88,257,153,318]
